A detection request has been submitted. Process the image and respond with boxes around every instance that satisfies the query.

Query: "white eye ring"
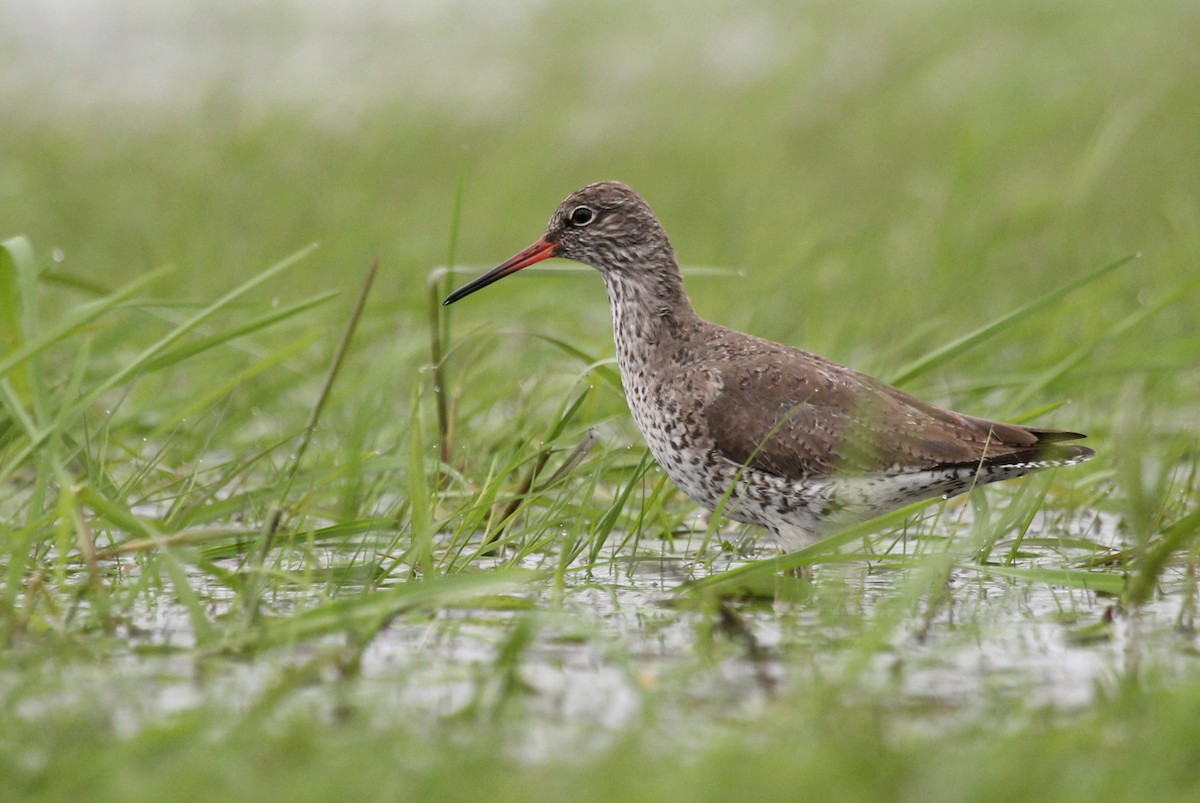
[569,205,596,226]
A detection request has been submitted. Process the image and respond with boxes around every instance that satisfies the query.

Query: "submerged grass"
[2,0,1200,799]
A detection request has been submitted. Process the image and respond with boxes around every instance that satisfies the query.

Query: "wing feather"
[697,334,1081,479]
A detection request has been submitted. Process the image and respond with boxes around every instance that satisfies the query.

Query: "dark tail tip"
[988,442,1096,469]
[1026,428,1089,444]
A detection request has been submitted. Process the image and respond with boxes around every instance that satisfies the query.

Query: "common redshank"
[444,181,1095,550]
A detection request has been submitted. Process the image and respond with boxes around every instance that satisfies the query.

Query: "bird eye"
[568,205,595,227]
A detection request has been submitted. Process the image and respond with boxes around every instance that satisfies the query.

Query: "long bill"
[442,238,561,305]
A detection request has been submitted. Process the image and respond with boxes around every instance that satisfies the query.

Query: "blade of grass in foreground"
[139,291,338,373]
[0,245,316,480]
[677,498,942,597]
[249,256,379,611]
[406,380,435,576]
[1126,509,1200,606]
[224,569,541,653]
[958,563,1126,595]
[146,332,321,442]
[1004,275,1200,414]
[72,243,320,410]
[431,164,468,465]
[0,262,172,384]
[0,236,37,390]
[889,253,1136,387]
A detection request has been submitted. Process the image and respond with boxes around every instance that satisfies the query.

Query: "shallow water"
[13,503,1183,761]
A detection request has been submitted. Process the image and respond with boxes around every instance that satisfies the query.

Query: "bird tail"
[981,442,1096,470]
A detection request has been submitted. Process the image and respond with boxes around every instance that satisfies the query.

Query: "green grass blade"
[0,235,37,356]
[72,243,318,409]
[0,264,172,382]
[526,332,623,392]
[961,563,1127,595]
[1126,509,1200,605]
[0,246,316,483]
[146,333,321,441]
[1004,276,1200,413]
[677,498,941,596]
[139,291,338,373]
[890,253,1136,387]
[227,570,541,652]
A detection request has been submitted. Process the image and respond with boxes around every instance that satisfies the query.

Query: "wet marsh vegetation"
[2,1,1200,799]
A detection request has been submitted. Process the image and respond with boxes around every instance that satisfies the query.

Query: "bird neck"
[601,257,699,373]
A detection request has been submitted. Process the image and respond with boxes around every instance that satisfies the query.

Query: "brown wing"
[698,339,1083,479]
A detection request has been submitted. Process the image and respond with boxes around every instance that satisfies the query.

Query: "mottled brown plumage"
[444,181,1094,550]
